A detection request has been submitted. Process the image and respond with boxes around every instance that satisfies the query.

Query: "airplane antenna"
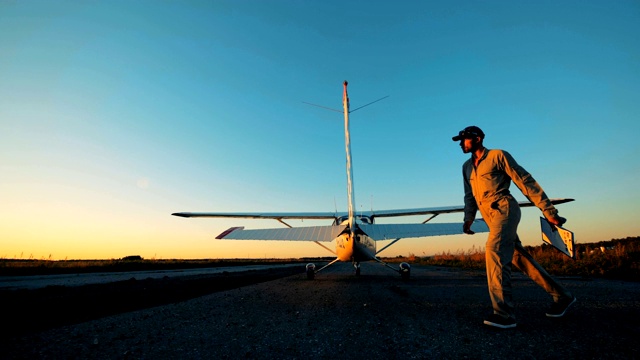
[350,95,389,113]
[302,101,342,113]
[303,95,388,114]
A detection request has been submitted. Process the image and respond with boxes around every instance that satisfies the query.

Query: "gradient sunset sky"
[1,1,639,260]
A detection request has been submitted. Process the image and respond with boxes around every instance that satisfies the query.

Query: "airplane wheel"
[399,262,411,280]
[355,267,361,276]
[306,263,316,280]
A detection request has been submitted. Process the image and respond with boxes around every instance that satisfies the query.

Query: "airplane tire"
[306,263,316,280]
[399,262,411,280]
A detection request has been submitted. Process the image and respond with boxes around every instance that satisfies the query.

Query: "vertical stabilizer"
[343,81,356,237]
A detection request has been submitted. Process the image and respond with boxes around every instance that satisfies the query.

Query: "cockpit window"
[358,216,371,224]
[333,215,373,225]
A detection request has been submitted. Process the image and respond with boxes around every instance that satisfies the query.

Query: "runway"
[0,263,301,290]
[2,263,639,359]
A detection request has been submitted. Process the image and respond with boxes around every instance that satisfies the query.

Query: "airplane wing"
[172,198,573,221]
[215,225,347,242]
[359,219,489,240]
[363,198,574,218]
[172,211,338,220]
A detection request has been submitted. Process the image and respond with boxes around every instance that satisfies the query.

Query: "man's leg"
[484,198,520,320]
[511,238,573,303]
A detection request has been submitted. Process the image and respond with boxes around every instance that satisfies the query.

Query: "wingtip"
[216,226,244,239]
[554,198,575,205]
[172,212,190,217]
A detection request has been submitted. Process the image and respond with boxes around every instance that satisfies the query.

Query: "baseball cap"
[452,126,485,141]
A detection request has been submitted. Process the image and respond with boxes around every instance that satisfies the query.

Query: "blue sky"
[1,0,639,260]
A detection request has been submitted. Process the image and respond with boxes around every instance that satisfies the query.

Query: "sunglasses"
[458,130,481,138]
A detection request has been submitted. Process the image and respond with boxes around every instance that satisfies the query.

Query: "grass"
[387,236,640,281]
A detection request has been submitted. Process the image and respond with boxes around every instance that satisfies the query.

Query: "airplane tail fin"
[343,81,356,236]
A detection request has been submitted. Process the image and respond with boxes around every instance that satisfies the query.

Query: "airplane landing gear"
[306,263,316,280]
[354,262,361,276]
[399,262,411,280]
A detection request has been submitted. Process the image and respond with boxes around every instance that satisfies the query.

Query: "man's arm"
[546,214,567,226]
[462,163,477,234]
[500,150,564,224]
[463,220,475,234]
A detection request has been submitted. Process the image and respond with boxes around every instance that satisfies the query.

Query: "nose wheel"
[354,262,361,276]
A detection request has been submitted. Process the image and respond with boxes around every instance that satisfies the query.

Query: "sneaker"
[483,313,517,329]
[546,296,577,318]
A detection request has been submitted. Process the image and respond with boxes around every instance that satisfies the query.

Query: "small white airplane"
[173,81,573,279]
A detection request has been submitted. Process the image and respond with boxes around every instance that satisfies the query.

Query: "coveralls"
[462,148,573,319]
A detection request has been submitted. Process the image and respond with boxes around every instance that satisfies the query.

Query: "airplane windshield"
[334,215,372,225]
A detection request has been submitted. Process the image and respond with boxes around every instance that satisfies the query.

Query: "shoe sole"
[483,320,516,329]
[546,297,577,318]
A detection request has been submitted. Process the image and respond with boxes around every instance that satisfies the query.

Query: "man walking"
[452,125,576,329]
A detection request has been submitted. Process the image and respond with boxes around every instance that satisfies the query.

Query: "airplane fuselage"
[334,216,377,262]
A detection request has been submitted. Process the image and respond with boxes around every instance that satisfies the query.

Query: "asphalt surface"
[0,264,301,290]
[2,263,639,359]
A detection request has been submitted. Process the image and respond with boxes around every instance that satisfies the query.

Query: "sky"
[1,0,639,260]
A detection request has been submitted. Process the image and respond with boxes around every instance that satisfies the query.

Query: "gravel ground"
[1,263,639,359]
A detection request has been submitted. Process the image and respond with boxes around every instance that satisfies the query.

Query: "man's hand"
[463,220,475,235]
[546,214,567,227]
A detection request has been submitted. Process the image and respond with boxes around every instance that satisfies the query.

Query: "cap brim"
[452,135,463,141]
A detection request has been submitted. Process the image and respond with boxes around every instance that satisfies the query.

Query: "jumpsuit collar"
[472,147,489,167]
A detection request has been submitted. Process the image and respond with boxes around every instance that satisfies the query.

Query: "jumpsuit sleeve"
[500,151,558,219]
[462,163,477,222]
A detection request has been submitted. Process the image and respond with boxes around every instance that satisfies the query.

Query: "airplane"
[172,81,574,279]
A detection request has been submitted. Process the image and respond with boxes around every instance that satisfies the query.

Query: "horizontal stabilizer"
[216,225,348,242]
[359,219,488,241]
